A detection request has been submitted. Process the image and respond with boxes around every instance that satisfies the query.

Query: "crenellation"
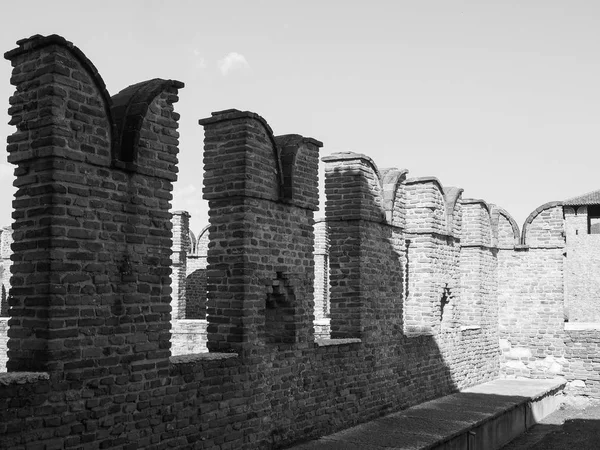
[0,33,599,450]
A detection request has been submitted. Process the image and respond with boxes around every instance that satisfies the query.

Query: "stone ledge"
[315,338,361,347]
[0,372,49,386]
[565,322,600,331]
[461,325,482,331]
[170,353,237,364]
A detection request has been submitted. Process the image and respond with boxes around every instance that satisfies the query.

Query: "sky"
[1,0,599,236]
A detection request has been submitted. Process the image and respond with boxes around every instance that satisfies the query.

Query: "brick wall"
[2,32,600,450]
[460,200,496,328]
[1,34,185,448]
[403,177,460,336]
[498,204,566,378]
[563,325,600,396]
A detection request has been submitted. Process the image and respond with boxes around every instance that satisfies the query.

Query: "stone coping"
[315,338,362,347]
[170,353,237,364]
[565,322,600,331]
[290,378,566,450]
[0,372,49,386]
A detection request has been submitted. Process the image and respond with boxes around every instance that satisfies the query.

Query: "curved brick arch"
[5,34,115,136]
[111,78,184,163]
[380,167,409,226]
[194,225,210,257]
[6,34,114,167]
[188,229,197,255]
[443,186,464,237]
[493,206,520,248]
[200,109,287,202]
[276,134,323,207]
[461,198,493,247]
[322,152,387,223]
[521,201,563,245]
[404,176,449,235]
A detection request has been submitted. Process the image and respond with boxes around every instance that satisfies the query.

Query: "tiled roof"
[563,189,600,206]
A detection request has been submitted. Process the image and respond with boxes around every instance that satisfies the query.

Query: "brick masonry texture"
[2,33,600,450]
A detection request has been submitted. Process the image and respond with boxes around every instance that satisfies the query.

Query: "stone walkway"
[287,378,566,450]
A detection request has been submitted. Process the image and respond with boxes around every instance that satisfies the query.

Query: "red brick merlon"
[443,186,464,236]
[200,109,322,209]
[381,168,409,224]
[491,206,520,248]
[111,78,185,168]
[4,34,114,138]
[521,201,563,246]
[4,34,184,179]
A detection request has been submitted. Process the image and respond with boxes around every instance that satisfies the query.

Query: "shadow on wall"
[0,33,501,449]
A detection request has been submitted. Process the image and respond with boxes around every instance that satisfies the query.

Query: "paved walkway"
[287,378,566,450]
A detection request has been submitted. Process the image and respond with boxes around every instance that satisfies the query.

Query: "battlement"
[0,34,598,450]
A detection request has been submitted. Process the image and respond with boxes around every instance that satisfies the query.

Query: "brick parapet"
[200,109,321,353]
[404,177,453,237]
[460,199,492,247]
[521,202,565,247]
[323,153,401,338]
[322,152,386,224]
[444,186,463,238]
[492,206,520,249]
[458,200,496,327]
[498,247,565,378]
[402,178,461,335]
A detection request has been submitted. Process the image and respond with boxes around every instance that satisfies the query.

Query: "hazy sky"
[1,1,599,235]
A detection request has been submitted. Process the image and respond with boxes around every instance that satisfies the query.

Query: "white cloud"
[217,52,250,76]
[192,49,207,70]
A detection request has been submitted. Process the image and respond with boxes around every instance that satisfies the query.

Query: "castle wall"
[3,32,600,450]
